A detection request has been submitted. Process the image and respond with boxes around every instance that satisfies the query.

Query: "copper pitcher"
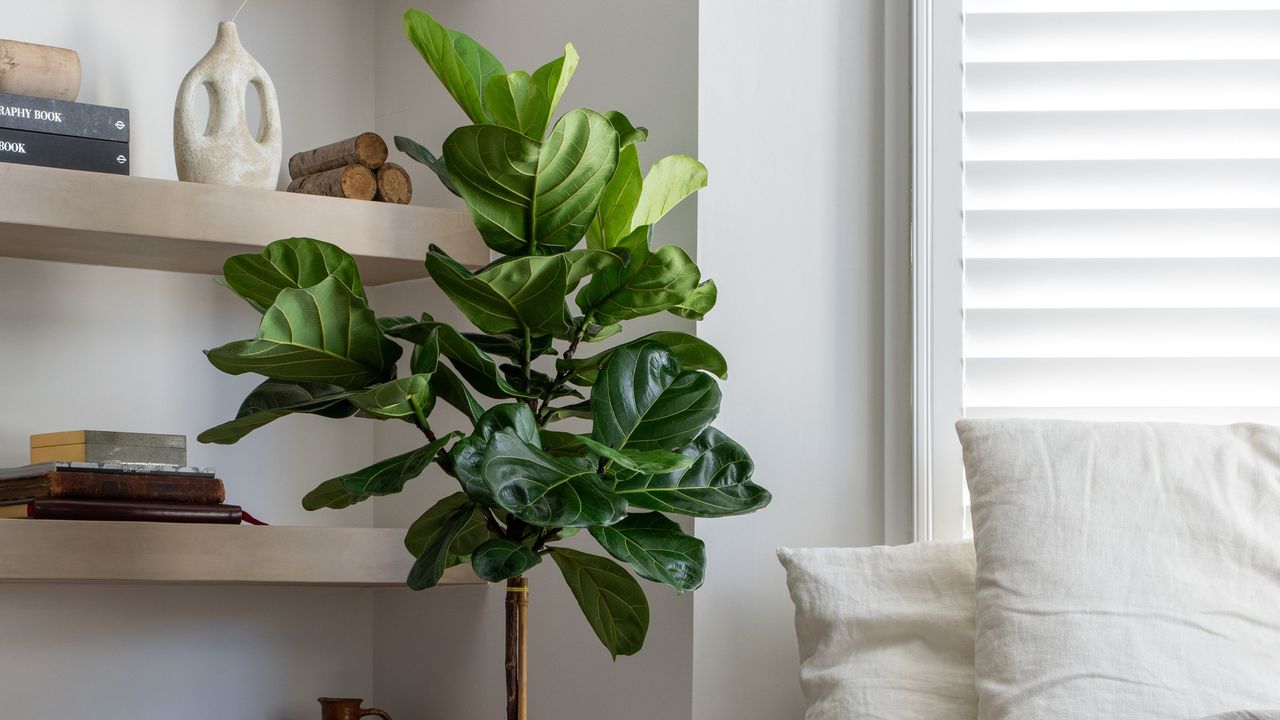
[318,697,392,720]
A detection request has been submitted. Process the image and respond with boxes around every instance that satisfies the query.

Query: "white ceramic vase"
[174,21,281,189]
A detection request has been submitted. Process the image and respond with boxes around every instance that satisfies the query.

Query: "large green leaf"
[449,404,542,505]
[587,143,642,250]
[430,364,484,424]
[589,512,705,592]
[463,332,555,362]
[670,279,717,321]
[442,108,619,255]
[576,228,701,325]
[425,248,572,337]
[631,155,708,228]
[405,492,490,567]
[530,44,579,136]
[403,10,496,124]
[471,538,542,582]
[591,341,721,452]
[336,434,457,496]
[394,136,459,197]
[614,427,770,517]
[543,400,593,424]
[408,501,476,590]
[603,110,648,149]
[223,238,365,313]
[350,374,433,420]
[550,547,650,658]
[450,28,506,117]
[558,332,728,385]
[383,314,538,398]
[198,380,355,445]
[485,71,550,139]
[572,435,693,474]
[301,477,369,511]
[482,429,627,528]
[206,277,400,389]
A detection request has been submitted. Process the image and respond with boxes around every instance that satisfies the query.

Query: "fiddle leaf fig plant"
[200,8,770,717]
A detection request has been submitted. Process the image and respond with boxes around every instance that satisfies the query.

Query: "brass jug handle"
[360,710,392,720]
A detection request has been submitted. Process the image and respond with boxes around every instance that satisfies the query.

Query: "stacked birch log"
[286,132,412,203]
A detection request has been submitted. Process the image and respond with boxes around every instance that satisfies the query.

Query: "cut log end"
[286,164,376,200]
[288,132,388,178]
[374,163,413,204]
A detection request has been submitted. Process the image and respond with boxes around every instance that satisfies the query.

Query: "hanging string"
[231,0,251,22]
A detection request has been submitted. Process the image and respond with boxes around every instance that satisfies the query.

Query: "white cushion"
[778,542,978,720]
[958,419,1280,720]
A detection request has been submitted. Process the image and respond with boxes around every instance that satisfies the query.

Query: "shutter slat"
[966,259,1280,309]
[968,1,1280,15]
[965,110,1280,161]
[967,209,1280,259]
[967,11,1280,63]
[967,358,1280,407]
[966,407,1280,425]
[967,309,1280,358]
[966,159,1280,210]
[965,60,1280,111]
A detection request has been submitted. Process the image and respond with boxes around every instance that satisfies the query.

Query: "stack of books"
[0,91,129,174]
[0,431,242,524]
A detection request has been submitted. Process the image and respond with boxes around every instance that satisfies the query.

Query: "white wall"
[0,2,383,718]
[694,1,905,718]
[368,1,700,718]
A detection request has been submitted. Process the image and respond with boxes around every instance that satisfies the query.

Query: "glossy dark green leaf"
[591,341,720,452]
[482,429,626,528]
[223,237,365,313]
[576,228,701,325]
[431,364,484,424]
[383,314,537,399]
[463,332,554,362]
[350,374,434,420]
[409,329,441,376]
[587,143,642,250]
[530,44,579,136]
[206,277,401,389]
[558,331,728,385]
[198,380,355,445]
[589,512,705,592]
[670,279,717,321]
[471,538,542,582]
[403,9,496,124]
[407,501,475,590]
[564,249,624,286]
[449,404,541,505]
[394,136,460,196]
[337,433,457,496]
[550,547,650,658]
[572,435,693,474]
[614,426,770,517]
[543,400,593,424]
[425,249,572,338]
[631,155,708,228]
[405,492,490,567]
[603,110,648,149]
[442,108,619,255]
[485,71,550,139]
[301,477,369,511]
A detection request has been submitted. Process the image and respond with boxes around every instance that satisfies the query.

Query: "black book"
[0,128,128,175]
[0,92,129,142]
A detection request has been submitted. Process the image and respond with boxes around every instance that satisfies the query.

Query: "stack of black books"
[0,91,129,175]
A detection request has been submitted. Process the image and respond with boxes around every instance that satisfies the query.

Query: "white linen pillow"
[957,419,1280,720]
[778,542,978,720]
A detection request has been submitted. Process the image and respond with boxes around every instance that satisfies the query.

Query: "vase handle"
[360,709,393,720]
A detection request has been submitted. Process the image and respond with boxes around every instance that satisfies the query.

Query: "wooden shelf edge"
[0,164,489,284]
[0,520,484,587]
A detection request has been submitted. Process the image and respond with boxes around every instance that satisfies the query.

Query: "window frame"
[911,0,966,541]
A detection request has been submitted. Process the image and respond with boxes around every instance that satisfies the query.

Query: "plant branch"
[535,318,591,425]
[409,395,438,444]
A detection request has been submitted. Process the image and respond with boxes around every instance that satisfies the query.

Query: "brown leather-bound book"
[0,471,224,504]
[29,499,243,524]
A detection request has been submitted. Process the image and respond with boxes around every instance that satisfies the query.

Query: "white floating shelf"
[0,520,482,587]
[0,164,488,283]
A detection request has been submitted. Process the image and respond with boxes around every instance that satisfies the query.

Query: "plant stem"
[408,396,437,444]
[505,576,529,720]
[535,319,591,425]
